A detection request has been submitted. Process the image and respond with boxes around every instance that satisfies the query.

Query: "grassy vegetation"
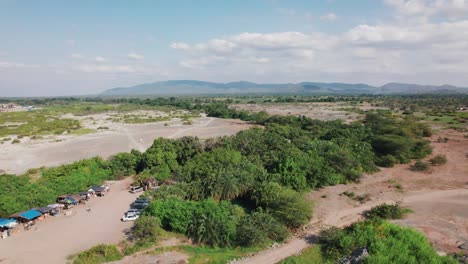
[151,245,260,264]
[388,179,404,192]
[341,191,371,203]
[365,203,412,220]
[0,110,81,137]
[279,246,324,264]
[69,128,96,135]
[72,244,123,264]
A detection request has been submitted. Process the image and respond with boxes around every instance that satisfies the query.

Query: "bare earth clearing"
[0,116,253,175]
[0,177,138,264]
[231,103,387,123]
[235,130,468,264]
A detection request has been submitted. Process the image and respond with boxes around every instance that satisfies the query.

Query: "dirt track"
[235,130,468,264]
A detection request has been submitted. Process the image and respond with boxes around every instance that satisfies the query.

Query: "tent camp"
[0,218,17,229]
[12,209,42,223]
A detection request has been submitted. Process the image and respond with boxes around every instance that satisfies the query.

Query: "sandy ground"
[110,238,189,264]
[0,177,138,264]
[0,117,253,175]
[231,103,387,123]
[235,130,468,264]
[110,251,189,264]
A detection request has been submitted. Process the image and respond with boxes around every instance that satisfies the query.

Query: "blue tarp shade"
[0,218,16,227]
[19,209,42,220]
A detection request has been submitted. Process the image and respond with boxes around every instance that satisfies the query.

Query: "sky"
[0,0,467,96]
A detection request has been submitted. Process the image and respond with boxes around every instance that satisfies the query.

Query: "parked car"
[135,198,149,204]
[130,186,143,193]
[131,202,148,210]
[121,213,139,222]
[126,209,141,216]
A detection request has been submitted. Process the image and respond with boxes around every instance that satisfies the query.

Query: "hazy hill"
[101,80,467,96]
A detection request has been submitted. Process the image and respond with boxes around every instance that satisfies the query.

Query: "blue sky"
[0,0,467,96]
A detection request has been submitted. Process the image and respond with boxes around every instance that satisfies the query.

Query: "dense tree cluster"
[319,220,456,263]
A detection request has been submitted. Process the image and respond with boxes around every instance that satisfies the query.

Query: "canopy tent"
[18,209,42,221]
[0,218,17,228]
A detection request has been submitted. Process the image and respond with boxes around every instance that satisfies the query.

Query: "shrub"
[73,244,123,264]
[11,139,20,144]
[236,211,289,246]
[410,160,430,172]
[376,155,398,167]
[365,203,412,219]
[429,154,447,166]
[131,216,162,243]
[437,137,449,143]
[318,220,457,263]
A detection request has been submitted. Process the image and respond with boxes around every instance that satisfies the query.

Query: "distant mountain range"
[101,80,468,96]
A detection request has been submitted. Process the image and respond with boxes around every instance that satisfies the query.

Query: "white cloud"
[70,54,84,59]
[127,52,144,60]
[320,13,338,21]
[170,12,468,84]
[170,42,191,51]
[385,0,468,19]
[0,61,39,69]
[66,39,76,46]
[77,64,136,73]
[94,56,107,62]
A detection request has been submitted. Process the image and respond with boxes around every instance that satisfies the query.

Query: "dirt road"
[234,189,468,264]
[0,178,138,264]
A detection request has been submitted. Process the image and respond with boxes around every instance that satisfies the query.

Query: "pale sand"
[0,117,253,175]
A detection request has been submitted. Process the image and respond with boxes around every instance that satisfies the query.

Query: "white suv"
[130,186,143,193]
[121,213,139,222]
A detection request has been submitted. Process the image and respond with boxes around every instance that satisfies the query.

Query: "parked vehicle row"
[121,195,149,222]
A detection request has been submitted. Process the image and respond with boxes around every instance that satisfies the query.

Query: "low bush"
[410,160,431,172]
[318,220,456,263]
[365,203,412,220]
[131,216,162,243]
[73,244,123,264]
[429,154,447,166]
[376,155,398,167]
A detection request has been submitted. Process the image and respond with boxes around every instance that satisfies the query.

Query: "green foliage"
[179,148,263,200]
[131,216,162,243]
[145,198,194,233]
[376,154,398,167]
[319,220,456,263]
[0,157,113,217]
[237,211,289,247]
[0,110,81,137]
[365,112,432,165]
[145,198,243,247]
[187,199,241,247]
[152,245,259,264]
[252,182,312,228]
[429,154,447,166]
[410,160,431,172]
[365,203,412,220]
[279,245,324,264]
[73,244,123,264]
[108,150,141,177]
[141,138,179,178]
